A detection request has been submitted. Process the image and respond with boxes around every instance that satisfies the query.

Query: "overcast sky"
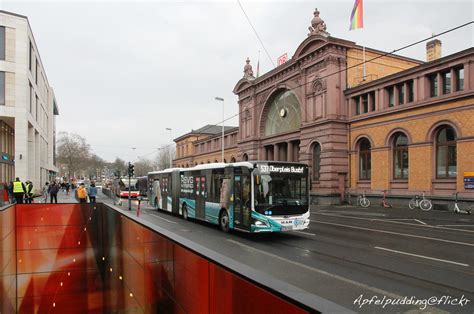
[2,0,473,162]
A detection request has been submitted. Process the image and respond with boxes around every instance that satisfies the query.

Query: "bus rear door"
[233,175,243,227]
[195,176,206,219]
[161,176,168,211]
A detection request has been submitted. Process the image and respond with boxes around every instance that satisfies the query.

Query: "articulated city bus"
[148,161,310,233]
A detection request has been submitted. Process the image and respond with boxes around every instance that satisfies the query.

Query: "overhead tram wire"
[237,0,276,68]
[135,21,473,163]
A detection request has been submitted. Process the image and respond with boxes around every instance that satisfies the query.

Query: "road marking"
[374,246,470,267]
[414,219,427,225]
[437,224,474,227]
[150,214,178,224]
[311,220,474,247]
[293,231,316,236]
[314,212,474,234]
[375,218,416,221]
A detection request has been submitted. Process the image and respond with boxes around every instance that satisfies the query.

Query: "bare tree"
[56,132,91,179]
[154,146,176,170]
[86,154,106,179]
[134,158,154,177]
[112,157,128,177]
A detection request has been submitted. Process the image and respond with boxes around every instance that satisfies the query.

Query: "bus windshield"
[254,174,308,208]
[120,179,138,190]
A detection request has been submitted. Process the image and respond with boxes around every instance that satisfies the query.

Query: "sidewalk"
[18,190,473,226]
[311,203,474,225]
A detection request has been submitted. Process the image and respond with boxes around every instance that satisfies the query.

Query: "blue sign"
[464,177,474,183]
[465,184,474,190]
[1,155,9,161]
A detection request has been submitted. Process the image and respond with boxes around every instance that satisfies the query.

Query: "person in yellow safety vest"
[13,177,26,204]
[77,183,88,203]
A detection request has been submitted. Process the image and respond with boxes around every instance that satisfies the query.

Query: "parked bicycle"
[357,190,370,208]
[381,190,392,208]
[451,192,471,215]
[409,192,432,211]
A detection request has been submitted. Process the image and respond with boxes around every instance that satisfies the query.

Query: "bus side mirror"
[256,175,261,185]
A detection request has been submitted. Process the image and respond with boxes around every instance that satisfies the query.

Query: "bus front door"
[195,176,206,219]
[233,175,250,230]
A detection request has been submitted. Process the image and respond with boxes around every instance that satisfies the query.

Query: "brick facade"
[347,49,473,197]
[172,10,474,203]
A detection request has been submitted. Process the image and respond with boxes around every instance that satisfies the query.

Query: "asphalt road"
[61,189,474,313]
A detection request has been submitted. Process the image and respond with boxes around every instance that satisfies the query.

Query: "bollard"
[137,197,141,217]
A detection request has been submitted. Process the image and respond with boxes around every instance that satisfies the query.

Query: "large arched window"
[359,138,371,180]
[312,143,321,180]
[264,90,301,136]
[393,133,409,179]
[436,126,457,178]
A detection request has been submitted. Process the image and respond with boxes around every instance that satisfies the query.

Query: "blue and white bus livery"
[148,161,310,233]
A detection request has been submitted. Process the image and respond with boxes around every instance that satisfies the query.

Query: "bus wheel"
[182,204,188,220]
[219,210,230,233]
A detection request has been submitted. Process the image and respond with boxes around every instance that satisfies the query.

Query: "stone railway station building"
[173,9,473,203]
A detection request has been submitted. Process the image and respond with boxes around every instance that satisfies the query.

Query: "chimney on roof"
[426,39,442,62]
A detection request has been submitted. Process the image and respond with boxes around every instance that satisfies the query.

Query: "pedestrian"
[66,182,71,195]
[2,182,8,204]
[42,182,49,203]
[7,181,15,204]
[49,182,59,203]
[25,180,34,204]
[88,182,97,203]
[77,183,88,203]
[12,177,26,204]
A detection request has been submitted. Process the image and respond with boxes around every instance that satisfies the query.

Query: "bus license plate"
[281,221,293,231]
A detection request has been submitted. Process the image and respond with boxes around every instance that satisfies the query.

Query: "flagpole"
[350,0,365,82]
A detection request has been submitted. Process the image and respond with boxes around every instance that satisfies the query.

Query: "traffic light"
[128,163,135,177]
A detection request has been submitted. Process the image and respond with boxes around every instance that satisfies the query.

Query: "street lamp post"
[165,128,173,168]
[215,97,224,163]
